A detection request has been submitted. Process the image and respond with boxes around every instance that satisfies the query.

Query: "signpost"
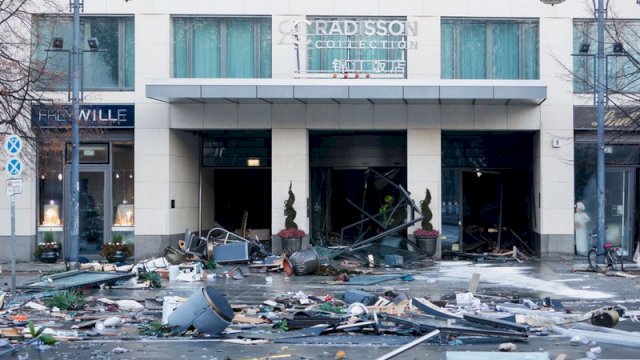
[2,134,23,296]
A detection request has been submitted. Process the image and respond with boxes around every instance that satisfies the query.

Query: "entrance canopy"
[146,79,546,105]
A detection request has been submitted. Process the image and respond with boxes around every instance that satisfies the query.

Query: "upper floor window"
[441,18,539,80]
[573,20,640,93]
[306,17,410,78]
[32,16,135,90]
[173,17,272,78]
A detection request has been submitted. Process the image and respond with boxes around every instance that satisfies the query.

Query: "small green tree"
[284,181,298,229]
[420,189,433,231]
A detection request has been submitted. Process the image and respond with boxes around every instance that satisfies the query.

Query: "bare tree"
[0,1,62,147]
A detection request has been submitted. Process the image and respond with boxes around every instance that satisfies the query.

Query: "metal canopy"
[145,79,547,105]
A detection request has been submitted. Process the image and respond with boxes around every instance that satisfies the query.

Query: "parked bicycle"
[587,242,624,272]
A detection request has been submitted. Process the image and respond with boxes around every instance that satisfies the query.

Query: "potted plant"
[278,181,306,255]
[414,188,439,255]
[35,231,60,263]
[101,233,134,263]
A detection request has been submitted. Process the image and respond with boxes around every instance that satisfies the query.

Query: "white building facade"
[2,0,639,262]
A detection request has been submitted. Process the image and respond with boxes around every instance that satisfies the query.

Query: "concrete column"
[271,128,309,235]
[407,129,442,258]
[537,16,575,256]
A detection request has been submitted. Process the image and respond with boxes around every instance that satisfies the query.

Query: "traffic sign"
[6,179,23,195]
[4,135,22,156]
[6,157,23,177]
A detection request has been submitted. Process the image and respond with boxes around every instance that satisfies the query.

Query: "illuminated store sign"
[32,104,135,128]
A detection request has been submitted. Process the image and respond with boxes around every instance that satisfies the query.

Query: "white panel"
[441,105,473,129]
[339,104,374,129]
[273,104,306,128]
[170,104,204,129]
[203,104,239,128]
[408,105,441,129]
[136,155,169,182]
[136,129,170,156]
[136,181,170,209]
[238,104,272,128]
[373,104,408,129]
[474,105,507,130]
[136,208,169,235]
[507,105,540,130]
[307,104,340,129]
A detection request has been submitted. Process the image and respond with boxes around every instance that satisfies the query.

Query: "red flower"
[414,228,439,238]
[277,228,306,239]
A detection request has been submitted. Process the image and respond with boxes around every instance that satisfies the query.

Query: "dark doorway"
[442,132,535,255]
[461,170,532,253]
[213,169,271,233]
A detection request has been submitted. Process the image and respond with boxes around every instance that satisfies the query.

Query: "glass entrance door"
[64,168,110,257]
[605,169,635,256]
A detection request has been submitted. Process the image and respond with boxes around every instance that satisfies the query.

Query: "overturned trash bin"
[288,247,320,275]
[168,286,233,335]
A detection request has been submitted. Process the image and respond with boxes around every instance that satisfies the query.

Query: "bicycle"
[587,242,624,272]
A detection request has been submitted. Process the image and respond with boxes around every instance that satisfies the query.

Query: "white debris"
[103,316,123,327]
[116,299,144,311]
[24,301,48,311]
[112,347,129,353]
[498,342,517,352]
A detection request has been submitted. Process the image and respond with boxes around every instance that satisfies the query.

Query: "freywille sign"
[574,106,640,130]
[32,104,135,128]
[280,18,418,76]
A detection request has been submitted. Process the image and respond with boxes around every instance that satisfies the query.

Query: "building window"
[573,20,640,93]
[173,17,272,78]
[32,16,135,90]
[441,18,539,79]
[306,17,409,78]
[38,144,64,227]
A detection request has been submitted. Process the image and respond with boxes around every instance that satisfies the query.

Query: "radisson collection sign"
[279,18,419,76]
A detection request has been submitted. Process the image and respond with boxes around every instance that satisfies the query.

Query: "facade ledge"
[145,79,547,105]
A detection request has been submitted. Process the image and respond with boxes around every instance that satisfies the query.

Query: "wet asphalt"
[3,256,640,359]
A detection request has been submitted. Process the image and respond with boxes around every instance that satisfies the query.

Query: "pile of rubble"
[1,245,640,359]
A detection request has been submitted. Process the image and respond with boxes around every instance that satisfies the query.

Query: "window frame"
[32,14,135,91]
[441,17,539,80]
[171,16,272,78]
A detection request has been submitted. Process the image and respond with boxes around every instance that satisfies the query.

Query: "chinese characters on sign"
[279,18,418,77]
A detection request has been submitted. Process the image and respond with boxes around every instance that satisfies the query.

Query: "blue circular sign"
[6,157,23,177]
[4,135,22,156]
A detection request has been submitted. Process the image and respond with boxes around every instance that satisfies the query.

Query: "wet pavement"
[2,256,640,359]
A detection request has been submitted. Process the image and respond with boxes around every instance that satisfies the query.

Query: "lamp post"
[594,0,607,264]
[69,0,81,269]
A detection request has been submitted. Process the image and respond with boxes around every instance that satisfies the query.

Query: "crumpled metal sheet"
[19,270,135,290]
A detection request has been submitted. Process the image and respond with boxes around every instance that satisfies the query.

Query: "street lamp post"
[595,0,607,264]
[69,0,81,269]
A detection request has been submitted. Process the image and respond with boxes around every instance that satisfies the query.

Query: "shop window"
[306,17,409,78]
[173,17,272,78]
[112,142,134,243]
[573,20,640,93]
[65,143,109,164]
[441,18,539,79]
[32,16,135,90]
[38,145,64,244]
